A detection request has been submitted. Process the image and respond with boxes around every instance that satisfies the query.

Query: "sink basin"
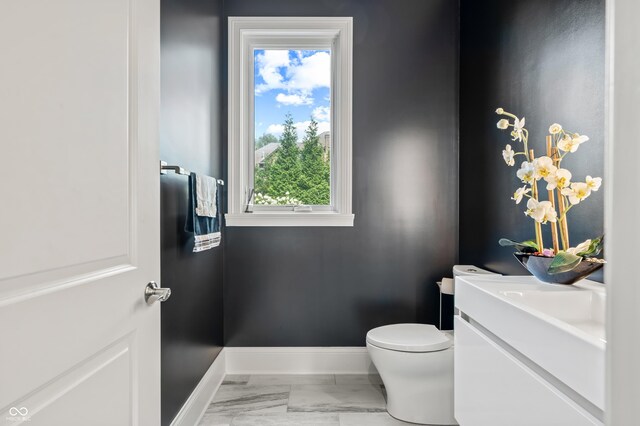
[455,276,605,410]
[498,285,606,344]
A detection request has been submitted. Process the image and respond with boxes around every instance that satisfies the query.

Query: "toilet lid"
[366,323,452,352]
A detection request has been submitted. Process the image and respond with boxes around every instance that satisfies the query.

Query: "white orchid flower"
[542,205,558,223]
[558,133,589,153]
[566,239,592,256]
[545,168,572,190]
[516,161,535,184]
[525,198,543,222]
[512,186,531,204]
[573,133,589,144]
[502,144,515,166]
[525,198,557,223]
[511,117,525,141]
[561,182,591,205]
[497,119,510,130]
[532,156,557,180]
[548,123,563,134]
[557,134,574,152]
[586,175,602,192]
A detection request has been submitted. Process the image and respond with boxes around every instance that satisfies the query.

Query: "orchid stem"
[547,136,560,254]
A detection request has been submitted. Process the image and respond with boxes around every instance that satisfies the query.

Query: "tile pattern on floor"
[288,384,386,413]
[200,374,412,426]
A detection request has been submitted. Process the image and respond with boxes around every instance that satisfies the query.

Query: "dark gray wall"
[459,0,605,280]
[223,0,460,346]
[160,0,223,424]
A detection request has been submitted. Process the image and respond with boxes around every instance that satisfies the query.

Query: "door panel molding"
[0,0,139,283]
[2,333,135,424]
[0,263,136,305]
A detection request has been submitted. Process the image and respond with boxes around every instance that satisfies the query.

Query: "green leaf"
[547,251,583,274]
[578,236,604,257]
[499,238,538,253]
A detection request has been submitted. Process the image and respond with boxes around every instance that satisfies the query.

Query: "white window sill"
[225,212,354,227]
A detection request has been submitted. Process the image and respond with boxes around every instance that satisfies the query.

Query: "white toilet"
[366,265,497,425]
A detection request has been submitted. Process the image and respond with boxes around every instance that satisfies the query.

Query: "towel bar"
[160,161,224,185]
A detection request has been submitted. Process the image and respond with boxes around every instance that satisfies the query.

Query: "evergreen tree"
[254,114,331,206]
[254,157,272,196]
[254,138,277,197]
[266,113,302,201]
[299,118,330,205]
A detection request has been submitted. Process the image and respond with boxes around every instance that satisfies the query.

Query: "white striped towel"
[195,174,218,217]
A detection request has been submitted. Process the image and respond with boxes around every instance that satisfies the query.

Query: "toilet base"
[367,343,457,425]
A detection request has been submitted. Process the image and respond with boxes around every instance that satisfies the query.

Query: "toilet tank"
[440,266,499,296]
[449,266,500,320]
[453,265,498,278]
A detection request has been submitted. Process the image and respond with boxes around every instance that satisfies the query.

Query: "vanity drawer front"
[454,317,601,426]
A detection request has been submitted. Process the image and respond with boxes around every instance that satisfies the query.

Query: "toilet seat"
[366,323,452,353]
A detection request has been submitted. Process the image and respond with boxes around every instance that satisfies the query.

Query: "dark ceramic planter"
[514,253,604,285]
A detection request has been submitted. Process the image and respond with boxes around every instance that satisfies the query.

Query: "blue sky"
[254,49,331,141]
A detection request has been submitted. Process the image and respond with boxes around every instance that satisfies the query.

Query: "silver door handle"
[145,281,171,305]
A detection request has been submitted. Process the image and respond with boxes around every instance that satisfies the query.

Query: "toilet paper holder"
[437,277,455,330]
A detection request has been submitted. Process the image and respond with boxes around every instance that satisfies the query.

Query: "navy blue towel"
[185,173,221,252]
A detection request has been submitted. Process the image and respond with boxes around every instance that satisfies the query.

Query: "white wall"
[605,0,640,424]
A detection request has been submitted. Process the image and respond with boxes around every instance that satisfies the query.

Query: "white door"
[0,0,162,425]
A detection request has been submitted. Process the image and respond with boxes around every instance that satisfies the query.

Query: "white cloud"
[255,50,290,93]
[275,93,313,106]
[265,123,284,134]
[312,106,330,121]
[286,51,331,92]
[266,120,330,140]
[255,50,331,102]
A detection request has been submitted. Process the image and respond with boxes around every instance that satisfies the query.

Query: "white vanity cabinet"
[454,276,605,426]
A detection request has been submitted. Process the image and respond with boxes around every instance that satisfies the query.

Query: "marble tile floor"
[199,374,413,426]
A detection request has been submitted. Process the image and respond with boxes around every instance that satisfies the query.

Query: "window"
[253,48,331,207]
[227,17,353,227]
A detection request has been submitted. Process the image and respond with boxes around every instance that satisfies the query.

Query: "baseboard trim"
[170,349,226,426]
[224,347,376,375]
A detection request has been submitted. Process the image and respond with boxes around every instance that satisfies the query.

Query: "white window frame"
[226,16,354,227]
